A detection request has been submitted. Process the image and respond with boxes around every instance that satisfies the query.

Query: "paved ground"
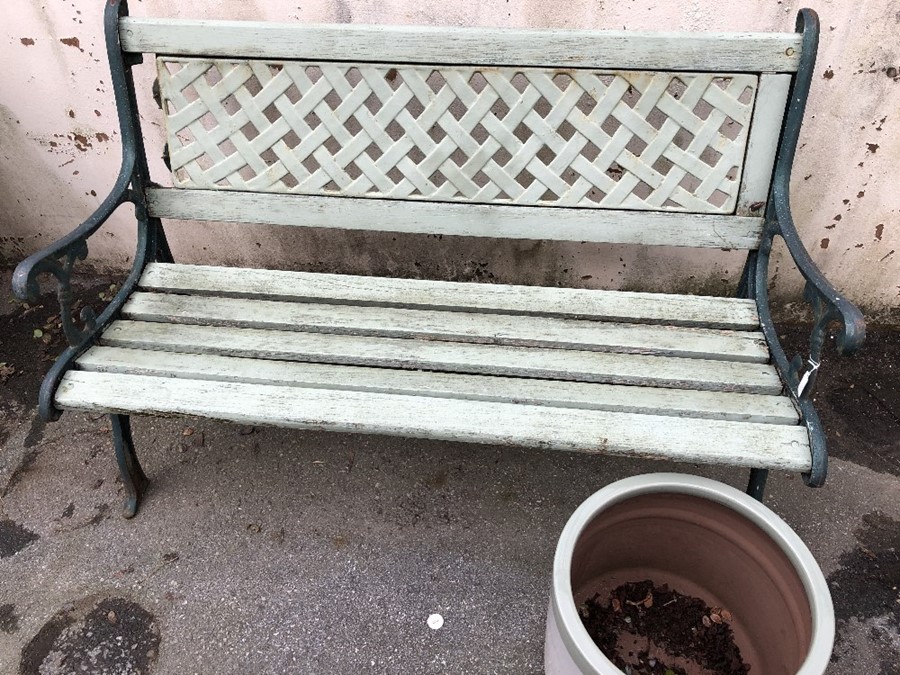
[0,267,898,674]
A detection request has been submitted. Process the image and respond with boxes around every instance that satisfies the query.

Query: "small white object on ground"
[427,613,444,630]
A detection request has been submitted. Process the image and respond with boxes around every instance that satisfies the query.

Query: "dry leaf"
[611,598,621,612]
[182,427,194,436]
[643,592,653,608]
[721,609,733,622]
[702,615,712,628]
[710,612,722,624]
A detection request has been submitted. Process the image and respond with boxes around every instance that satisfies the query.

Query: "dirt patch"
[20,597,160,675]
[828,511,900,624]
[0,519,39,558]
[828,512,900,673]
[0,269,118,432]
[580,580,748,674]
[0,603,19,633]
[776,324,900,477]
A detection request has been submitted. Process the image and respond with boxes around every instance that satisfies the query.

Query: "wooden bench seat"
[56,263,808,472]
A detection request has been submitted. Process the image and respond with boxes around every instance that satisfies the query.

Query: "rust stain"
[67,110,75,119]
[70,133,92,151]
[95,132,110,142]
[94,110,102,117]
[823,69,834,79]
[59,37,83,52]
[20,38,35,46]
[857,190,866,198]
[875,223,885,241]
[834,214,842,221]
[866,143,879,153]
[820,238,830,249]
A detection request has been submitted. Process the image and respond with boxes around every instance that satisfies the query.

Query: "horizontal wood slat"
[100,320,783,394]
[77,346,800,425]
[56,371,811,471]
[140,263,761,330]
[146,188,766,249]
[120,19,803,72]
[122,292,768,363]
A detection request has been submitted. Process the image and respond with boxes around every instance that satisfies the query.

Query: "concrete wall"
[2,0,898,315]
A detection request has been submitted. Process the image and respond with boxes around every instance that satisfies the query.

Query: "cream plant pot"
[545,473,835,675]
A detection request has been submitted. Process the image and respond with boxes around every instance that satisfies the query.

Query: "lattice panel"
[157,58,758,213]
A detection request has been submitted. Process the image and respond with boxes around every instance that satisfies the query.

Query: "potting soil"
[579,580,749,674]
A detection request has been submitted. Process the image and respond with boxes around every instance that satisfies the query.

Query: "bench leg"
[745,468,768,502]
[111,414,149,518]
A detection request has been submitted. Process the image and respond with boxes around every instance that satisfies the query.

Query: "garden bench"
[13,2,864,517]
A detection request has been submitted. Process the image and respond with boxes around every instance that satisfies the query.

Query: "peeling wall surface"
[1,0,898,314]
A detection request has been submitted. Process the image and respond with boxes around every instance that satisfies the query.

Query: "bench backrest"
[122,19,802,249]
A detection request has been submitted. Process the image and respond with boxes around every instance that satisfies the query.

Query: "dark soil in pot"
[580,580,749,675]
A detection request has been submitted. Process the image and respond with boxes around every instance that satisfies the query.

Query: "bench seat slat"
[140,263,761,330]
[77,346,799,425]
[146,189,766,249]
[55,371,811,471]
[122,292,769,363]
[101,320,782,394]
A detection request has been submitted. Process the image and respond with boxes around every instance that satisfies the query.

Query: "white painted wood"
[736,74,792,216]
[122,292,768,363]
[140,263,761,330]
[158,59,756,213]
[77,346,800,424]
[56,370,812,471]
[120,19,803,72]
[100,320,783,394]
[146,188,765,249]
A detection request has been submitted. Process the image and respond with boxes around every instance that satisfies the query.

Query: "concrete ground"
[1,268,898,674]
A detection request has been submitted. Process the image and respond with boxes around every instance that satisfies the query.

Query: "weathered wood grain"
[737,74,792,216]
[120,19,803,72]
[77,346,800,424]
[100,320,783,394]
[146,188,766,249]
[122,291,769,362]
[140,263,761,330]
[56,370,811,470]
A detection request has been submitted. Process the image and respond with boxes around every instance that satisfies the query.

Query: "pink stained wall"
[1,0,898,316]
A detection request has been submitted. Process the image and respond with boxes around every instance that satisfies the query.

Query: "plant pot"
[545,473,834,674]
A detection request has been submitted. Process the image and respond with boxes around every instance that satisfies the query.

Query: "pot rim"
[551,473,835,675]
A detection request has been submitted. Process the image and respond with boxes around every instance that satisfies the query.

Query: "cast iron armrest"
[12,154,137,347]
[757,181,867,411]
[773,181,866,364]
